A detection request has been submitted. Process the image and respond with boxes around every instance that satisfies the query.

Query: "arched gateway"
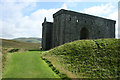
[80,27,89,39]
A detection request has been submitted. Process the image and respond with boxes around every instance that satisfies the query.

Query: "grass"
[41,57,70,79]
[1,39,41,71]
[2,51,60,78]
[42,38,120,78]
[1,39,40,50]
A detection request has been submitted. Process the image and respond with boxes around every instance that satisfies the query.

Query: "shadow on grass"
[41,57,71,80]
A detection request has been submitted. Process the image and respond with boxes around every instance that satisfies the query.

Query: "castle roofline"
[42,21,53,26]
[53,9,116,23]
[45,21,53,24]
[42,17,53,24]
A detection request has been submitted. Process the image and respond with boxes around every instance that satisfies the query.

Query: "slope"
[42,38,120,78]
[1,39,40,50]
[1,39,41,71]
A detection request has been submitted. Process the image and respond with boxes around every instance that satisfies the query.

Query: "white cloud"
[0,20,3,39]
[107,11,118,20]
[61,3,68,9]
[30,3,67,22]
[1,1,119,39]
[81,3,114,17]
[0,1,38,39]
[118,1,120,38]
[2,0,38,2]
[107,11,118,38]
[3,0,118,2]
[0,2,68,39]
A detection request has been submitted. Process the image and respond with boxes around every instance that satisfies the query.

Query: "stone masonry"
[42,9,116,50]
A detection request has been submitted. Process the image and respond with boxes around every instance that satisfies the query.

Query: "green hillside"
[42,38,120,78]
[1,39,41,70]
[1,39,40,50]
[13,37,42,43]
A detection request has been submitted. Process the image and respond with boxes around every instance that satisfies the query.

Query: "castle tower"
[42,17,53,50]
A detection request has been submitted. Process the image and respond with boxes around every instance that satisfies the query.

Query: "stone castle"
[42,9,116,50]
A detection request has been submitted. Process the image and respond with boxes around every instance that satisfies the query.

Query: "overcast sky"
[0,0,119,39]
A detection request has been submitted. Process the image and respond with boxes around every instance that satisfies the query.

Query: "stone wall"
[51,9,116,48]
[42,9,116,50]
[42,22,53,50]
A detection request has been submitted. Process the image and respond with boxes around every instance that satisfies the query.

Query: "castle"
[42,9,116,50]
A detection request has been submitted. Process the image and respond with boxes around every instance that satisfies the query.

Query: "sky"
[0,0,119,39]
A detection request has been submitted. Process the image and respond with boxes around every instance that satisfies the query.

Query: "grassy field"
[42,38,120,78]
[3,51,60,78]
[1,39,41,71]
[1,39,40,50]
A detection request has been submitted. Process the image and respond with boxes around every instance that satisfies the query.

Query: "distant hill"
[42,38,120,78]
[1,39,41,71]
[13,37,42,44]
[1,39,41,50]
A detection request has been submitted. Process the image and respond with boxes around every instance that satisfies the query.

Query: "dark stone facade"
[42,18,53,50]
[42,9,116,50]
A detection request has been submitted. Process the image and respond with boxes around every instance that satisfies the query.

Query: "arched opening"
[80,27,89,39]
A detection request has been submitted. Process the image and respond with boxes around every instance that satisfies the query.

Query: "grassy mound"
[42,38,120,78]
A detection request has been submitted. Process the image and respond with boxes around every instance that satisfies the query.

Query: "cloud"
[30,3,67,22]
[2,0,38,2]
[0,1,36,20]
[80,3,114,17]
[107,11,118,38]
[3,0,118,2]
[0,20,2,39]
[0,1,38,39]
[0,2,67,39]
[1,1,118,39]
[118,1,120,38]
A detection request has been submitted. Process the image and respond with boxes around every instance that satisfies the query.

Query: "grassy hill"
[42,38,120,78]
[13,37,42,44]
[1,39,40,50]
[1,39,41,70]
